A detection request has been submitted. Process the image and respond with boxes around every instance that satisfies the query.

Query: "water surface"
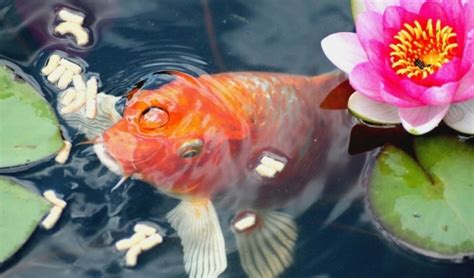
[0,0,473,277]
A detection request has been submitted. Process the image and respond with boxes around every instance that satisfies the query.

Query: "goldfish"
[63,70,346,277]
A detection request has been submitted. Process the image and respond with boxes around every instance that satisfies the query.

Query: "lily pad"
[368,136,474,259]
[0,176,52,264]
[0,65,63,170]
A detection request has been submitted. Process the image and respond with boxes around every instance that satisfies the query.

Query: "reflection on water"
[0,0,473,277]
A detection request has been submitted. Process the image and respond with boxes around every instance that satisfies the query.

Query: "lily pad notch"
[368,136,474,260]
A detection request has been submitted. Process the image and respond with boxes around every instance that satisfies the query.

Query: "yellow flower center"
[389,19,458,79]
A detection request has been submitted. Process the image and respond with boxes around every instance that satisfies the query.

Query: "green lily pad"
[368,136,474,259]
[0,176,52,264]
[0,65,64,169]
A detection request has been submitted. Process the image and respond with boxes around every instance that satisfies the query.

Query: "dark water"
[0,0,473,277]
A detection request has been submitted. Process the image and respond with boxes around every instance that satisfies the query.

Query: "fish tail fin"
[231,209,298,278]
[167,199,227,278]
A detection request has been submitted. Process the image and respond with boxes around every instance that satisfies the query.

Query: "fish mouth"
[93,138,124,176]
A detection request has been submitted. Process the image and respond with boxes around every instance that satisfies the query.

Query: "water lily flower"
[322,0,474,135]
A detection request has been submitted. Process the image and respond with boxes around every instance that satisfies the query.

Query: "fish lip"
[93,138,124,176]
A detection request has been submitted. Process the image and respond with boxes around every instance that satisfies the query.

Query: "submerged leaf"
[0,65,63,170]
[0,177,52,264]
[368,136,474,259]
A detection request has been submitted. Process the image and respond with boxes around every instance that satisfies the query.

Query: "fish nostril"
[115,97,127,116]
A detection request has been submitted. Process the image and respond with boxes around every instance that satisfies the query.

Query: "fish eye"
[139,106,169,130]
[178,139,203,159]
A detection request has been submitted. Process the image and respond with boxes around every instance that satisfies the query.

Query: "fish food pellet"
[43,190,67,209]
[72,75,86,91]
[41,54,61,75]
[261,156,286,172]
[255,163,278,178]
[124,245,142,267]
[57,69,74,89]
[47,65,66,83]
[59,58,82,74]
[55,22,89,46]
[133,223,157,236]
[54,140,72,164]
[60,88,77,106]
[138,233,163,251]
[85,77,98,119]
[115,238,134,251]
[61,89,86,114]
[58,8,85,25]
[41,206,63,230]
[233,213,257,232]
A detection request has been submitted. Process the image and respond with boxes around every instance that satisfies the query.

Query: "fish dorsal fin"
[167,199,227,278]
[232,209,297,278]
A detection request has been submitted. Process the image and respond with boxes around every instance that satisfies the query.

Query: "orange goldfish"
[90,70,346,278]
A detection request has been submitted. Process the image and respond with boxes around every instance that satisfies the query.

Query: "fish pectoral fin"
[231,209,297,278]
[167,199,227,278]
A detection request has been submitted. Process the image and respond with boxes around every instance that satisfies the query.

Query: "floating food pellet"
[55,22,89,46]
[47,65,66,83]
[233,213,257,232]
[41,54,61,75]
[125,245,142,267]
[54,140,72,164]
[59,58,82,74]
[72,75,86,91]
[41,206,63,230]
[138,233,163,251]
[133,223,157,236]
[60,88,77,106]
[260,156,286,172]
[58,8,85,25]
[86,77,98,119]
[255,163,278,178]
[57,69,74,89]
[115,238,134,251]
[129,232,147,244]
[60,89,86,114]
[114,232,147,252]
[43,190,67,209]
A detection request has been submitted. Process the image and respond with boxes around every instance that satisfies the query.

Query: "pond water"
[0,0,473,277]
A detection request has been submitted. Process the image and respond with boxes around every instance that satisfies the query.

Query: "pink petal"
[418,2,448,23]
[364,0,400,13]
[453,66,474,102]
[355,11,384,50]
[444,98,474,134]
[420,82,459,105]
[349,62,384,101]
[421,58,463,86]
[462,30,474,66]
[399,105,450,135]
[350,62,421,107]
[383,79,426,107]
[399,0,425,13]
[381,6,419,43]
[321,32,367,74]
[348,91,401,124]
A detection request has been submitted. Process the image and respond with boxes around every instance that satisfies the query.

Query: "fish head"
[97,72,246,195]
